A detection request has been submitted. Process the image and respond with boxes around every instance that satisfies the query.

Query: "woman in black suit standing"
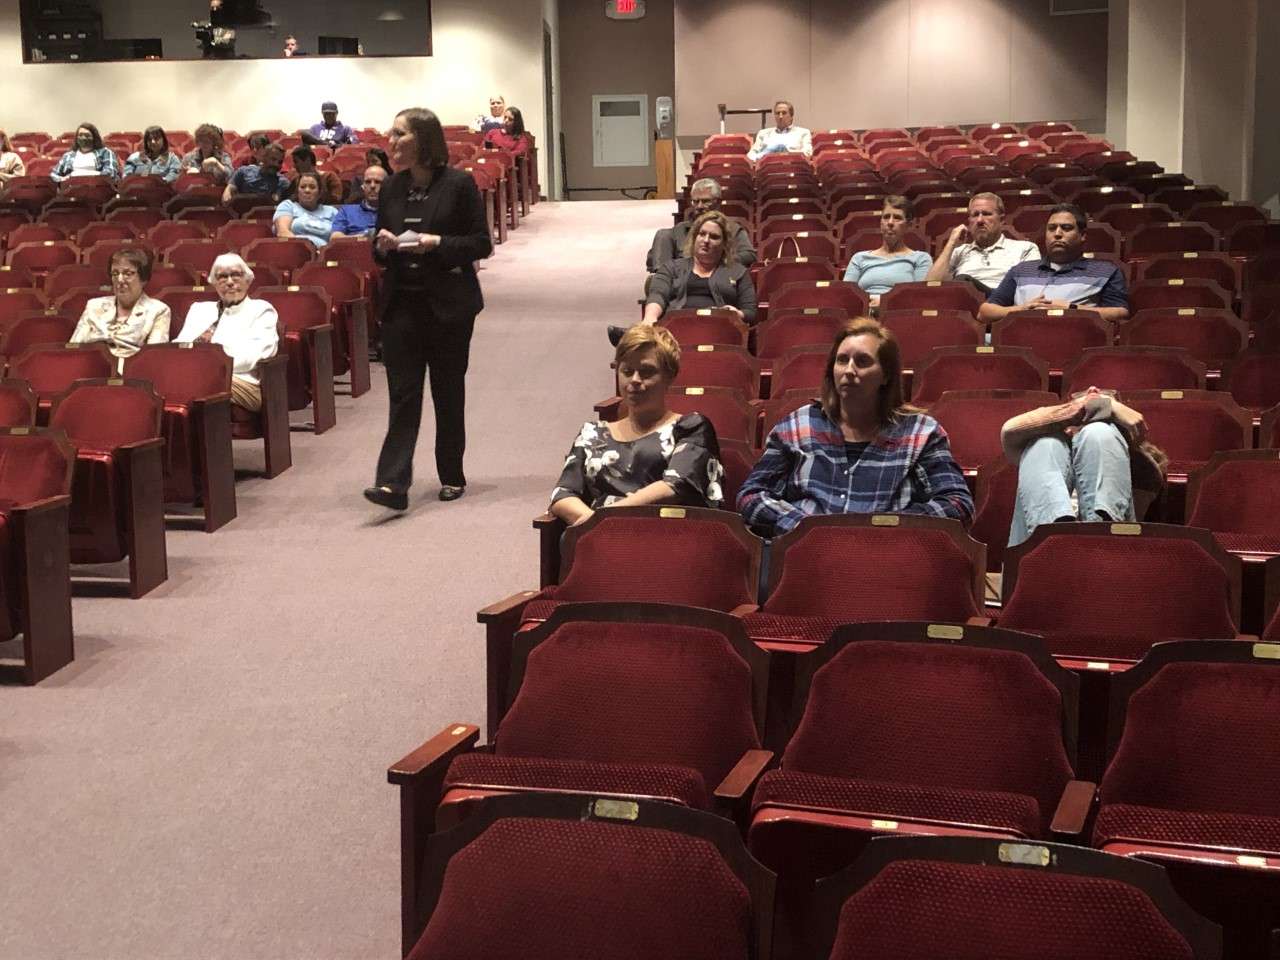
[364,108,493,510]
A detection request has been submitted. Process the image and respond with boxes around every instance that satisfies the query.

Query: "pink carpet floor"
[0,199,669,959]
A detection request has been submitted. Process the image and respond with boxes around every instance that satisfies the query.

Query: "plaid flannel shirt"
[737,402,974,535]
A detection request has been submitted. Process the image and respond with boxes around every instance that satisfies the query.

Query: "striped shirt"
[987,256,1129,309]
[737,403,974,535]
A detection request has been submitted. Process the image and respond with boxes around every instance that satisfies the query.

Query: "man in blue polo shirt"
[329,165,386,239]
[979,203,1129,325]
[221,144,289,206]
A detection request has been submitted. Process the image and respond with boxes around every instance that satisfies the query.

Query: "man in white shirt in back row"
[747,100,812,162]
[927,192,1041,294]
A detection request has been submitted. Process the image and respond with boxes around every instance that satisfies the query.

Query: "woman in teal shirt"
[273,172,338,248]
[843,194,932,308]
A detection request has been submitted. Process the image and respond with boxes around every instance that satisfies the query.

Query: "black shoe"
[438,484,465,502]
[364,485,408,510]
[607,325,629,348]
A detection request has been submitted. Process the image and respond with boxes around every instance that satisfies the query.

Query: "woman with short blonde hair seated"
[738,318,972,535]
[550,325,723,526]
[69,248,171,367]
[643,210,756,325]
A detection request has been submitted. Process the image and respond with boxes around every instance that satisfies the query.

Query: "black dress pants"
[375,292,475,489]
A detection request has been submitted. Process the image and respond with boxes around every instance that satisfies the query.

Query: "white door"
[593,95,649,168]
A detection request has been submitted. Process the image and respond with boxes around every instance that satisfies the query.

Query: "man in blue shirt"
[330,165,386,239]
[302,101,357,147]
[222,144,290,205]
[980,203,1130,325]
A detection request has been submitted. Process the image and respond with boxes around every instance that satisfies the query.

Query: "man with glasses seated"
[174,254,279,412]
[70,248,171,370]
[329,165,387,240]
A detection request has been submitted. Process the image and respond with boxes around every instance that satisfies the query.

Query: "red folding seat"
[1042,175,1105,201]
[242,237,318,278]
[1026,161,1088,187]
[49,379,167,597]
[1127,221,1220,260]
[1009,204,1058,239]
[42,263,107,302]
[1186,201,1268,236]
[664,386,757,445]
[769,345,828,397]
[920,206,969,242]
[123,344,236,533]
[1226,221,1280,258]
[255,287,337,434]
[292,262,373,397]
[391,793,773,960]
[51,289,99,323]
[758,213,831,242]
[672,344,761,397]
[0,288,48,325]
[1221,351,1280,414]
[1264,405,1280,451]
[999,522,1243,665]
[911,346,1049,404]
[1093,640,1280,958]
[141,265,199,299]
[1121,308,1248,371]
[6,223,66,248]
[757,231,838,263]
[1242,282,1280,329]
[755,256,837,300]
[910,192,969,220]
[769,280,867,318]
[1128,278,1231,312]
[174,206,234,232]
[815,835,1218,960]
[757,389,819,445]
[39,207,96,238]
[8,344,113,422]
[757,197,823,222]
[164,190,224,219]
[164,238,233,277]
[659,307,749,348]
[1185,450,1280,566]
[1096,202,1177,235]
[1074,147,1135,170]
[1097,158,1165,184]
[74,221,137,250]
[757,152,810,174]
[879,309,984,377]
[0,379,36,426]
[895,177,956,200]
[83,238,155,273]
[990,309,1113,374]
[994,187,1057,215]
[1063,345,1206,396]
[0,209,34,247]
[916,124,966,144]
[104,207,165,234]
[0,426,75,684]
[2,177,57,214]
[969,457,1020,570]
[0,315,76,359]
[878,280,984,318]
[1135,251,1240,295]
[717,438,758,510]
[215,219,274,250]
[1081,223,1123,256]
[748,623,1082,900]
[7,240,78,286]
[754,307,846,361]
[1151,184,1229,216]
[225,194,279,219]
[58,177,114,206]
[741,516,985,649]
[1127,172,1193,197]
[1119,389,1252,477]
[926,389,1060,474]
[1070,185,1144,216]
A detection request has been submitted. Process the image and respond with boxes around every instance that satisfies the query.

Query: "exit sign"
[605,0,646,19]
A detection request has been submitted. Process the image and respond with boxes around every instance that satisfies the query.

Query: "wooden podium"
[655,137,676,199]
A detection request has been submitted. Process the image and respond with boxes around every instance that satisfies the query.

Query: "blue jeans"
[1008,421,1134,549]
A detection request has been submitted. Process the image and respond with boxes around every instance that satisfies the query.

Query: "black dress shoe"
[364,485,408,510]
[607,325,629,347]
[438,485,465,502]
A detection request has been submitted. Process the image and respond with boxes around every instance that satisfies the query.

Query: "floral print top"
[551,413,724,509]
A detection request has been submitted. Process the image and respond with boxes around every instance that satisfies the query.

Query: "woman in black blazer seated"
[364,107,493,511]
[643,210,757,325]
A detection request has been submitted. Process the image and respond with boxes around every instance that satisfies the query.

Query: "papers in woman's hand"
[396,230,423,250]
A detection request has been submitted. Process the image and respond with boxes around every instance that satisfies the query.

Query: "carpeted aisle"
[0,199,668,959]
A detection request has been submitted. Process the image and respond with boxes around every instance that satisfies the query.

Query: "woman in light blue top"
[123,126,182,182]
[842,194,932,308]
[273,171,338,248]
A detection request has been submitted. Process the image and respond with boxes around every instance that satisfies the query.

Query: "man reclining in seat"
[746,100,812,161]
[926,192,1040,294]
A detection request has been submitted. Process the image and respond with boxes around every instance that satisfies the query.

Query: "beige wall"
[673,0,1109,139]
[1182,0,1253,200]
[541,0,563,200]
[1251,0,1280,213]
[0,0,552,190]
[1122,0,1186,175]
[557,0,675,198]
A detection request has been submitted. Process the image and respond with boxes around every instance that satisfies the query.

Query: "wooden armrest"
[728,603,760,617]
[1050,779,1097,837]
[115,437,167,454]
[387,723,480,786]
[477,590,539,623]
[713,749,774,802]
[594,395,622,421]
[532,512,560,530]
[7,494,72,515]
[965,616,995,627]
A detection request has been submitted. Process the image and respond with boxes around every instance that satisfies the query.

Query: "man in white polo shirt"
[926,192,1040,293]
[746,100,812,162]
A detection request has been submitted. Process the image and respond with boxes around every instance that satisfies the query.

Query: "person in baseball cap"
[303,101,358,146]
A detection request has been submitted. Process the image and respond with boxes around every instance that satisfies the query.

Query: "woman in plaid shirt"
[738,318,973,535]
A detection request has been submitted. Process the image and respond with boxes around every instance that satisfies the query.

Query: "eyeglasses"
[109,269,139,279]
[213,273,246,282]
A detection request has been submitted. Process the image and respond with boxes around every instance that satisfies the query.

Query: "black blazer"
[645,257,758,324]
[374,166,493,321]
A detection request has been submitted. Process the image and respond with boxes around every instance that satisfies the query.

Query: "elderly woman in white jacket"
[174,253,279,411]
[70,248,171,369]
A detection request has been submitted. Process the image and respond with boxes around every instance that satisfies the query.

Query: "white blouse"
[70,294,172,363]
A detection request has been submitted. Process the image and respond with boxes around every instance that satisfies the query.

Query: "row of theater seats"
[383,513,1280,957]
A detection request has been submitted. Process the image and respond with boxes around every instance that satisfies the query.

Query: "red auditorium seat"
[659,308,749,349]
[1128,278,1232,312]
[1151,184,1229,216]
[1094,639,1280,958]
[1226,221,1280,258]
[757,232,839,263]
[9,343,114,422]
[756,257,838,301]
[174,206,234,232]
[165,238,234,277]
[0,426,75,684]
[49,378,167,598]
[717,438,758,510]
[0,314,76,360]
[1082,224,1123,256]
[1126,221,1221,259]
[993,187,1057,214]
[969,457,1020,570]
[1221,351,1280,414]
[911,346,1049,404]
[1186,201,1268,235]
[42,263,107,302]
[1185,450,1280,562]
[6,223,66,248]
[927,389,1060,475]
[1010,204,1059,239]
[813,835,1218,960]
[1135,252,1240,295]
[243,237,317,277]
[1071,186,1145,216]
[74,222,136,250]
[7,240,79,283]
[769,346,828,397]
[2,177,58,214]
[1118,389,1252,478]
[1097,158,1165,183]
[749,622,1084,900]
[879,281,984,317]
[1063,346,1206,396]
[0,379,37,427]
[667,386,757,444]
[999,522,1243,666]
[255,287,337,434]
[40,206,98,237]
[0,288,48,326]
[754,307,846,360]
[1241,283,1280,328]
[740,516,986,650]
[673,344,762,397]
[759,214,832,242]
[989,310,1113,374]
[147,220,210,252]
[390,793,773,960]
[879,309,985,377]
[104,207,166,234]
[1120,308,1249,372]
[758,197,825,222]
[215,219,275,249]
[123,344,236,533]
[1096,202,1177,234]
[83,238,154,273]
[291,263,373,397]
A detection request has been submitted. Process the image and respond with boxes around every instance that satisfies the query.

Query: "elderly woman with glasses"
[69,248,171,367]
[173,253,280,412]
